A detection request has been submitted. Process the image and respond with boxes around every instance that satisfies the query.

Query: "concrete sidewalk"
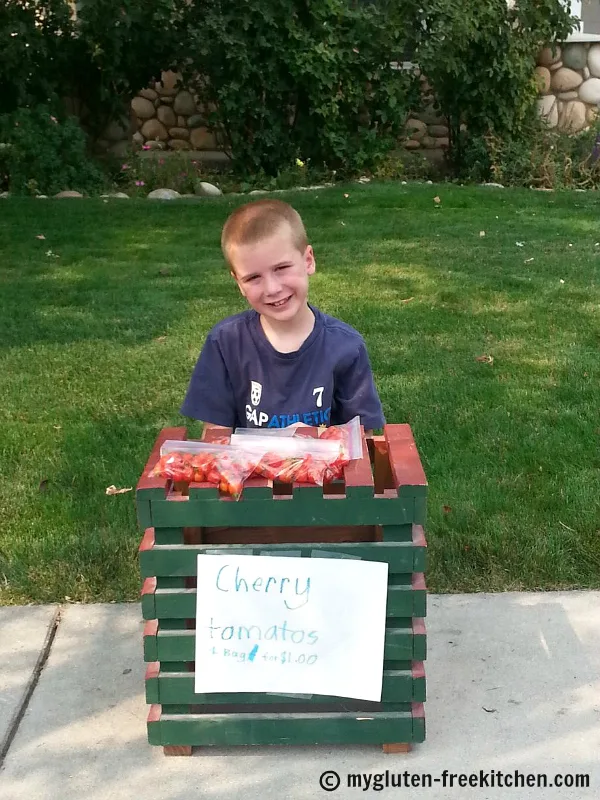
[1,592,599,799]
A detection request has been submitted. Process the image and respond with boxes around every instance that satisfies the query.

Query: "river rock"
[147,188,181,200]
[195,181,222,197]
[141,118,169,141]
[168,139,191,150]
[536,95,558,128]
[157,105,177,128]
[588,44,600,77]
[537,45,561,67]
[551,67,583,93]
[534,67,551,94]
[168,127,190,140]
[155,70,181,97]
[558,100,587,133]
[174,91,196,116]
[139,88,158,101]
[562,43,587,70]
[579,77,600,105]
[190,127,217,149]
[428,124,449,137]
[188,114,207,129]
[131,97,155,119]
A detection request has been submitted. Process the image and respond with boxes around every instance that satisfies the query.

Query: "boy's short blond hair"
[221,199,308,271]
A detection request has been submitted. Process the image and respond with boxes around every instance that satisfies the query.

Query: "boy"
[181,199,385,434]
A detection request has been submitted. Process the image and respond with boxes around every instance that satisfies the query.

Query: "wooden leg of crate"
[163,745,193,756]
[382,742,412,754]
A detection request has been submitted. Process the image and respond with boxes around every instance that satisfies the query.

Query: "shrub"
[178,0,422,178]
[484,123,600,189]
[0,0,74,115]
[417,0,576,172]
[0,105,106,195]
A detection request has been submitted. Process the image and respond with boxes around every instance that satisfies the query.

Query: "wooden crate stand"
[136,424,428,755]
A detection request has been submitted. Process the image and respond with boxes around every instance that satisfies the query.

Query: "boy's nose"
[263,273,281,295]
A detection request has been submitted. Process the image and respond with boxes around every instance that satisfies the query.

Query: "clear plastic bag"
[150,441,262,500]
[150,417,365,493]
[318,415,363,461]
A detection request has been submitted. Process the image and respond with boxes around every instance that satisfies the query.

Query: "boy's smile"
[230,224,315,326]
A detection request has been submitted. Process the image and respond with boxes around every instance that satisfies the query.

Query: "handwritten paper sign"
[194,553,388,702]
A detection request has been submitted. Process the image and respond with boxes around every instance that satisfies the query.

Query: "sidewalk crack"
[0,605,62,770]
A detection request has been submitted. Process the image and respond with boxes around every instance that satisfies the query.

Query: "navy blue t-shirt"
[180,304,385,430]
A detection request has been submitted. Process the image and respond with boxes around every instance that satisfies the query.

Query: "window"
[569,1,600,35]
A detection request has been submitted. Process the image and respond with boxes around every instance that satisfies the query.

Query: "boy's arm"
[334,340,385,430]
[180,334,236,427]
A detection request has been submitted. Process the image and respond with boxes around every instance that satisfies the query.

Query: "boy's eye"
[276,265,290,271]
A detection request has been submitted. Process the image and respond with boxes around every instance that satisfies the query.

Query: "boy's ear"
[305,244,316,275]
[230,269,246,297]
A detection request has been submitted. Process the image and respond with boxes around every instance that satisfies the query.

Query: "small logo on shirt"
[250,380,262,406]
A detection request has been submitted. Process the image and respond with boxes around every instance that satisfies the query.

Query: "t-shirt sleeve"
[180,334,236,426]
[333,339,386,429]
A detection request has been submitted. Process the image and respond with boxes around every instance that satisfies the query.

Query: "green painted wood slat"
[148,494,418,528]
[141,573,427,621]
[139,530,427,578]
[147,702,425,746]
[143,619,427,663]
[146,664,425,705]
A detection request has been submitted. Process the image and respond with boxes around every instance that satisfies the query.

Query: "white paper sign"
[194,554,388,702]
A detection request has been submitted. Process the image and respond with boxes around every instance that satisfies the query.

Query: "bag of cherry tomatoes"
[150,443,262,500]
[150,416,363,498]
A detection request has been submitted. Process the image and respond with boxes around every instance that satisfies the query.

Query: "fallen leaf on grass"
[479,230,486,237]
[475,354,494,364]
[154,336,167,342]
[443,505,452,514]
[343,193,349,198]
[39,479,49,493]
[400,297,414,304]
[524,257,534,263]
[515,241,524,247]
[36,234,46,240]
[105,485,133,496]
[433,195,441,205]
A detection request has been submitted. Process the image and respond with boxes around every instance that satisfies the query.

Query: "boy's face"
[229,224,315,322]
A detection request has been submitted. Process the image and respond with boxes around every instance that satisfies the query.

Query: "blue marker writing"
[248,645,259,662]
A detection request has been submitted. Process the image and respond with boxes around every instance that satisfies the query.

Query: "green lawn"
[1,183,599,604]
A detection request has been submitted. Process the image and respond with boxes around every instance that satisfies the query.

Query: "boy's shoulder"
[314,306,366,344]
[206,309,256,342]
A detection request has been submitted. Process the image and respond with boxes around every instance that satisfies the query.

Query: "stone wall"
[98,70,221,157]
[103,44,600,162]
[534,42,600,132]
[403,40,600,158]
